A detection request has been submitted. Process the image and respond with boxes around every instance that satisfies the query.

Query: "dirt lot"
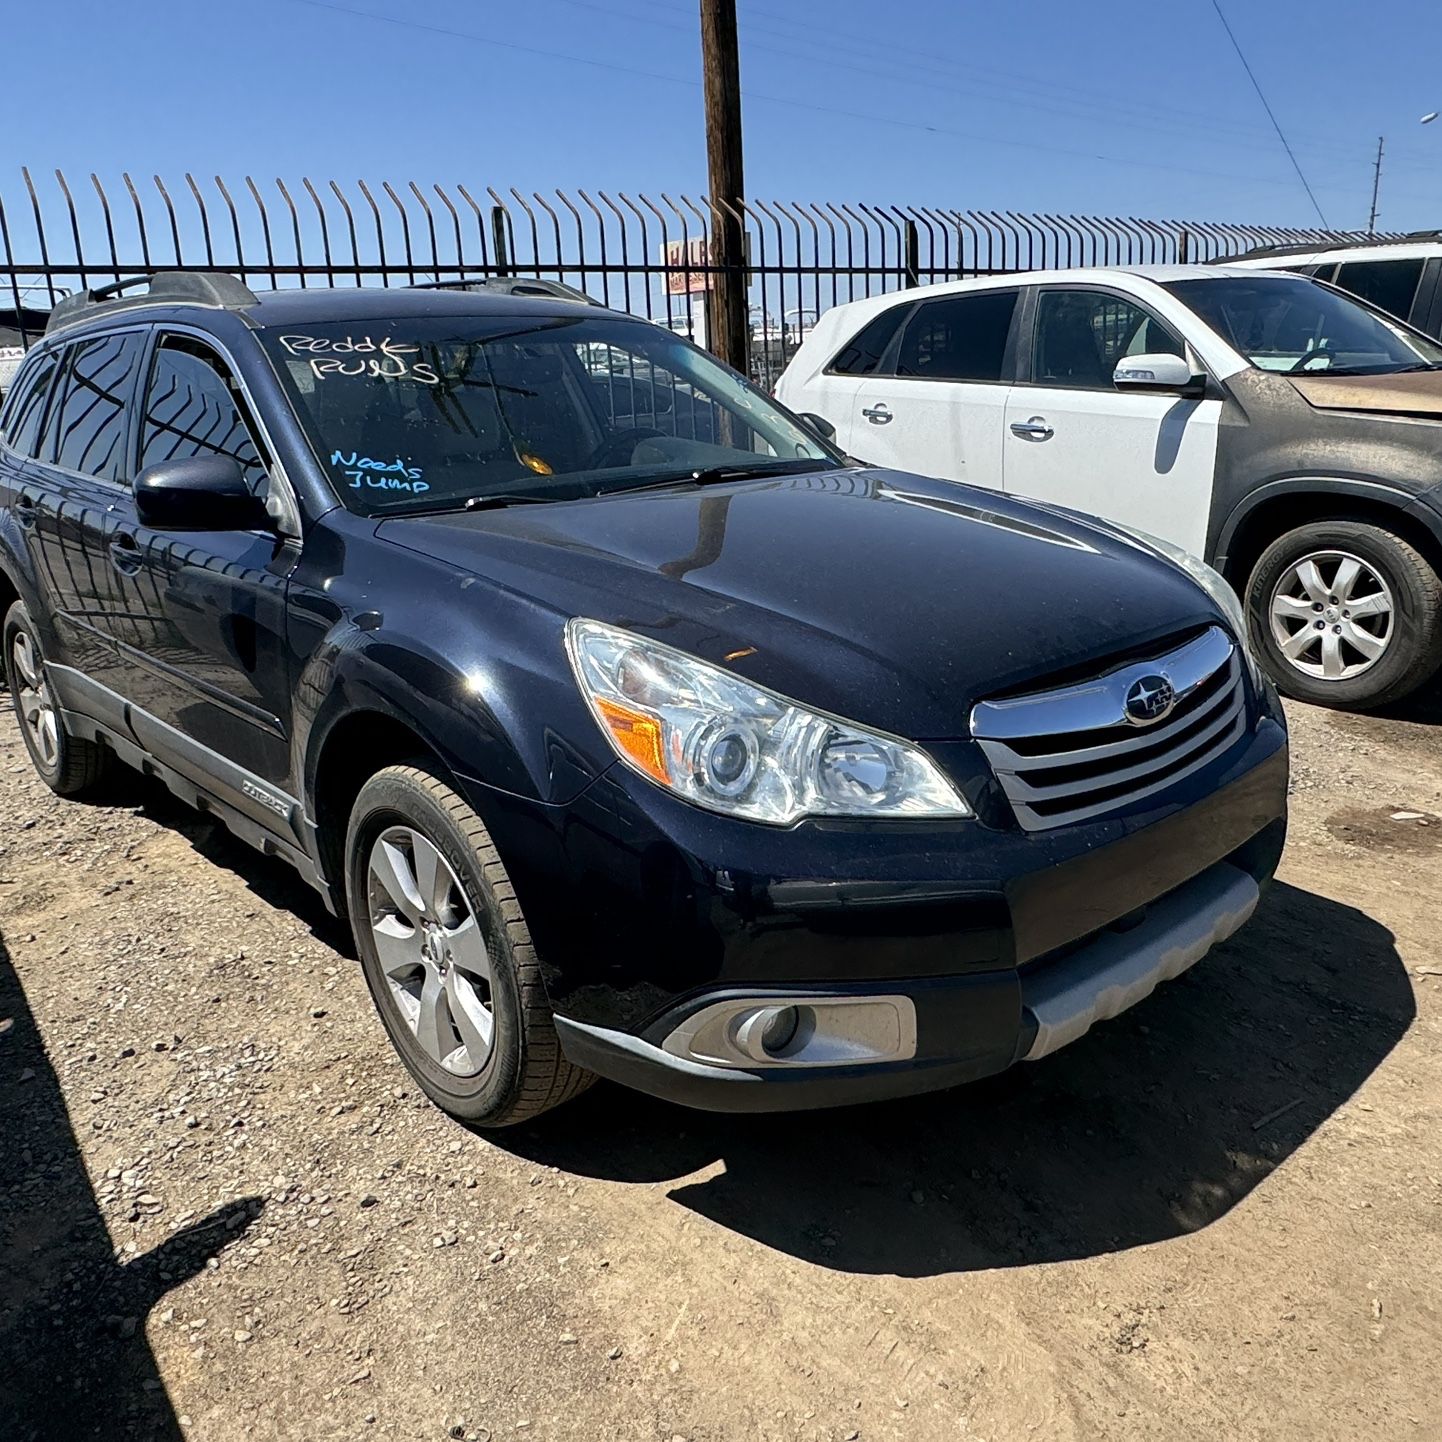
[2,687,1439,1442]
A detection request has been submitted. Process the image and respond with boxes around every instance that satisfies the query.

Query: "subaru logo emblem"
[1124,674,1175,725]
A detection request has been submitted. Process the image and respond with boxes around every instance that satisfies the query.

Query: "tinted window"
[141,339,268,493]
[1333,258,1425,321]
[829,305,909,376]
[1032,290,1184,389]
[258,315,837,517]
[49,332,144,481]
[895,291,1017,381]
[1166,275,1442,374]
[2,350,60,458]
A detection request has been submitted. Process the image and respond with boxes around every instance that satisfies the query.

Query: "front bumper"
[553,856,1265,1111]
[464,706,1287,1113]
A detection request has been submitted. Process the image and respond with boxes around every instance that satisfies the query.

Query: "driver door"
[108,331,300,809]
[1003,286,1222,556]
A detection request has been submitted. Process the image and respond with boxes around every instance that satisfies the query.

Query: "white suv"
[777,265,1442,710]
[1231,238,1442,339]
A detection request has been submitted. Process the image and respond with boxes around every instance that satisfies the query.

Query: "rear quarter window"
[895,290,1018,382]
[1,349,60,459]
[48,332,146,482]
[1332,258,1425,321]
[828,305,909,376]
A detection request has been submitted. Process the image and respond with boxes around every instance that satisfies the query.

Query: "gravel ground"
[2,687,1439,1442]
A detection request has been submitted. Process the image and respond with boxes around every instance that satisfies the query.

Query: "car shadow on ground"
[1368,668,1442,725]
[97,769,354,956]
[57,768,1417,1279]
[498,881,1415,1276]
[0,930,265,1441]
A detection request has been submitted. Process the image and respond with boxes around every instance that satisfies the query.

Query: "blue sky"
[6,0,1442,231]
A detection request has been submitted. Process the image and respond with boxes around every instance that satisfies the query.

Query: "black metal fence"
[0,167,1401,384]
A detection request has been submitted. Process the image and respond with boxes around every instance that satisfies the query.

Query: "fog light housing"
[661,993,917,1070]
[734,1004,805,1061]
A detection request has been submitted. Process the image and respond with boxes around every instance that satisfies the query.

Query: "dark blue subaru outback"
[0,273,1287,1126]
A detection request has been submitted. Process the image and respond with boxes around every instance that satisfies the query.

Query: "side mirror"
[133,455,272,532]
[1113,353,1205,397]
[797,411,837,441]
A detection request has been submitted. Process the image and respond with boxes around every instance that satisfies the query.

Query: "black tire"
[3,600,113,797]
[1245,520,1442,711]
[345,763,593,1127]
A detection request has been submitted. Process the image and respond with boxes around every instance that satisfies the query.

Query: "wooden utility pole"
[1367,136,1384,235]
[699,0,749,374]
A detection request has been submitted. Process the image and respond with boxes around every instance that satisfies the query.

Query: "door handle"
[108,532,142,576]
[1009,416,1054,441]
[861,403,893,425]
[13,495,38,529]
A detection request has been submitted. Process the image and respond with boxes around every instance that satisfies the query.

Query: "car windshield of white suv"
[259,314,839,515]
[1164,276,1442,376]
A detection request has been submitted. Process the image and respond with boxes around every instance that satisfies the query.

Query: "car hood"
[378,468,1223,739]
[1290,370,1442,418]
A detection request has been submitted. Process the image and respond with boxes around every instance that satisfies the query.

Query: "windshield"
[1164,275,1442,375]
[258,313,840,515]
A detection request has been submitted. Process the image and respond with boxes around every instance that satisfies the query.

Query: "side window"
[49,332,146,481]
[895,291,1018,382]
[140,338,269,493]
[2,349,60,459]
[829,305,909,376]
[1032,290,1184,390]
[1333,259,1425,322]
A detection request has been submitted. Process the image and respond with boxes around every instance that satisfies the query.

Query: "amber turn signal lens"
[594,697,669,784]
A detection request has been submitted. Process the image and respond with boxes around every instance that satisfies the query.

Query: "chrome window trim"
[0,341,63,462]
[144,322,302,533]
[23,325,151,488]
[144,320,299,507]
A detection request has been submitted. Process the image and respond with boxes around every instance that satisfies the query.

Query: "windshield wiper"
[1306,362,1442,377]
[462,492,564,512]
[598,459,827,497]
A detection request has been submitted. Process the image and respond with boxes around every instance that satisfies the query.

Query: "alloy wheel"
[1268,550,1394,682]
[366,826,495,1076]
[11,628,59,769]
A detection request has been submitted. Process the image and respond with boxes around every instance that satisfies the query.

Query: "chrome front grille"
[971,627,1247,832]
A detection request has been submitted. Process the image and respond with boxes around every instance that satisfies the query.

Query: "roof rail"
[413,276,600,306]
[1216,242,1322,263]
[1220,231,1442,264]
[46,271,259,335]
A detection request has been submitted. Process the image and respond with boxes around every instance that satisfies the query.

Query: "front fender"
[1213,474,1436,570]
[293,615,610,817]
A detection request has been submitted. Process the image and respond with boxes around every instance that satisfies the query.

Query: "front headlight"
[565,619,971,824]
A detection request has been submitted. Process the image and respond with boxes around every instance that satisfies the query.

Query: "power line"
[726,0,1377,162]
[1209,0,1329,226]
[558,0,1381,166]
[279,0,1321,192]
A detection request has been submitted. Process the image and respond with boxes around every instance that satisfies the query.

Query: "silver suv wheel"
[10,628,59,768]
[1268,549,1394,682]
[366,825,495,1076]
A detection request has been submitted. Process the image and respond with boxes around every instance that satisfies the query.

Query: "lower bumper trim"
[553,864,1271,1115]
[1020,861,1259,1061]
[553,1014,1007,1113]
